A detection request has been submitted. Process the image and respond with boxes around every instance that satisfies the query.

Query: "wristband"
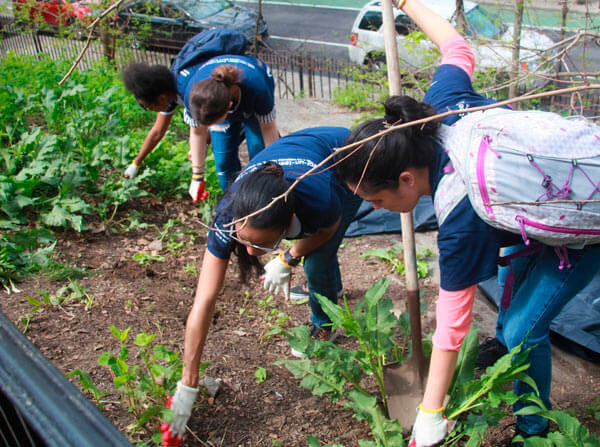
[132,160,140,168]
[282,249,301,267]
[396,0,406,9]
[419,403,444,413]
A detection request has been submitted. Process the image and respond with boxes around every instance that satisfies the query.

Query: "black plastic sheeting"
[346,197,600,361]
[479,277,600,363]
[345,196,438,237]
[0,311,132,447]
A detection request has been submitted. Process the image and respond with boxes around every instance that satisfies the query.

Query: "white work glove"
[124,162,139,179]
[409,404,449,447]
[189,177,209,202]
[261,254,291,300]
[160,381,199,445]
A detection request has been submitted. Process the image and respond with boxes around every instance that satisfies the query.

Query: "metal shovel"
[379,0,428,430]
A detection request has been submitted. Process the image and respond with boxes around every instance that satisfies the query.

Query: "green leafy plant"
[70,325,209,442]
[132,253,166,265]
[587,397,600,421]
[361,245,433,278]
[514,406,600,446]
[277,279,406,446]
[256,294,291,341]
[255,367,267,384]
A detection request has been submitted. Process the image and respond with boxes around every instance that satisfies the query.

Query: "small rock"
[148,239,163,252]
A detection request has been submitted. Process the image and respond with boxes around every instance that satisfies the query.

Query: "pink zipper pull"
[554,247,565,270]
[484,136,501,158]
[516,216,530,245]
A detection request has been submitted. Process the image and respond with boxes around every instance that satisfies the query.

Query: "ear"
[398,171,415,187]
[228,100,234,110]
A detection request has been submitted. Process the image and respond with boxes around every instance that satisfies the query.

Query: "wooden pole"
[381,0,425,377]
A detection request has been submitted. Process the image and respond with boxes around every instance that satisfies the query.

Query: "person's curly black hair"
[122,63,177,104]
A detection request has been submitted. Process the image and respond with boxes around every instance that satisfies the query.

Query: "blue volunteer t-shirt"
[178,54,275,124]
[207,127,350,260]
[425,65,520,291]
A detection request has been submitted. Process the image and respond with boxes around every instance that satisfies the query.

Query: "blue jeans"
[497,243,600,435]
[304,190,362,328]
[210,116,265,191]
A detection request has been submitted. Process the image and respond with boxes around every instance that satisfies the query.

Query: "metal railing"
[0,19,357,100]
[1,17,598,114]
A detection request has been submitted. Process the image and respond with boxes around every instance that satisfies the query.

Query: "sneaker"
[289,283,344,302]
[290,323,338,358]
[475,337,508,369]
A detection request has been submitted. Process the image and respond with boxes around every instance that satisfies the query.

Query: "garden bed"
[2,197,599,446]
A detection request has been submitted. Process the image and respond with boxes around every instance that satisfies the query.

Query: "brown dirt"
[2,196,599,446]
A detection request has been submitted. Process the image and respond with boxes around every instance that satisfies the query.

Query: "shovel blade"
[383,356,427,431]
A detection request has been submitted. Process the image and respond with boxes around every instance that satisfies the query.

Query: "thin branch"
[223,83,600,228]
[58,0,126,86]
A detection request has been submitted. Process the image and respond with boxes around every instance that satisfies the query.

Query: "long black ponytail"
[228,162,295,283]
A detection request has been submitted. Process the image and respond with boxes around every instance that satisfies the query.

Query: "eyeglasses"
[228,229,286,252]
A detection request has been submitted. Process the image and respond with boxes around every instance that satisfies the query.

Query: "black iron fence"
[0,18,357,100]
[1,16,598,115]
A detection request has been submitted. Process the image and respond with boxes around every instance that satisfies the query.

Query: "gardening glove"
[160,381,199,446]
[189,176,209,202]
[261,254,291,300]
[409,404,449,447]
[124,161,139,179]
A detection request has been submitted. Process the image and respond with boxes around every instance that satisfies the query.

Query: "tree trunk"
[253,0,263,56]
[508,0,524,100]
[455,0,467,34]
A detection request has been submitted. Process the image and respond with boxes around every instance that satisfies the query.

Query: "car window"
[394,14,415,36]
[358,11,382,32]
[179,0,230,19]
[465,5,504,39]
[161,4,186,19]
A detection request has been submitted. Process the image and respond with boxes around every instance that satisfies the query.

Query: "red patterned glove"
[189,176,209,202]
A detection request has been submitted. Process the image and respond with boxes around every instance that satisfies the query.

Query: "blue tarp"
[347,196,600,361]
[345,196,438,237]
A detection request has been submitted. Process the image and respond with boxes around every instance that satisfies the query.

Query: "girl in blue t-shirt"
[159,127,362,446]
[122,53,279,199]
[335,1,600,446]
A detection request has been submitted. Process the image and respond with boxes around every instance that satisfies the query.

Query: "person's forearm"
[401,0,460,50]
[259,120,280,148]
[135,113,172,165]
[288,219,340,258]
[181,251,228,387]
[189,126,209,176]
[422,347,458,410]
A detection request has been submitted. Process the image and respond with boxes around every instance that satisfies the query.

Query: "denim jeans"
[210,116,265,191]
[497,243,600,435]
[304,190,362,328]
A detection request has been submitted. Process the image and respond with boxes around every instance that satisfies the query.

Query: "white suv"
[348,0,554,83]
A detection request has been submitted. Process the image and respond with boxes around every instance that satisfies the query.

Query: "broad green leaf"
[254,367,267,384]
[134,331,156,347]
[449,327,479,395]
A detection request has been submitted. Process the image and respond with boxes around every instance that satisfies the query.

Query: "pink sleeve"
[440,35,475,79]
[432,285,477,351]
